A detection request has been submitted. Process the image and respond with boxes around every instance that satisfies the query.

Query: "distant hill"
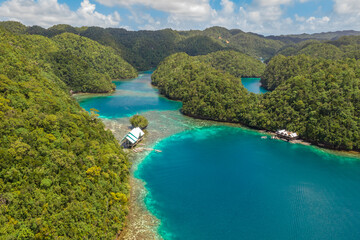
[275,35,360,60]
[176,26,285,62]
[2,21,360,70]
[0,21,286,70]
[267,30,360,43]
[0,22,137,93]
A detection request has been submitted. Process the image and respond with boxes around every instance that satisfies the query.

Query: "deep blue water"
[77,71,360,240]
[77,73,182,118]
[137,127,360,240]
[242,78,268,94]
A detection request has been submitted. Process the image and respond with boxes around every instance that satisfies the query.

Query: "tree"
[129,115,149,129]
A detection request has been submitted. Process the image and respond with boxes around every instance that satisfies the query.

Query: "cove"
[76,71,360,240]
[137,126,360,240]
[76,72,182,118]
[241,78,268,94]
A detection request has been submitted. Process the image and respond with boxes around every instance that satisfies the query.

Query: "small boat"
[261,136,267,139]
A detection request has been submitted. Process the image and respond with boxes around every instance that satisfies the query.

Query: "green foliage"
[0,28,130,239]
[259,57,360,150]
[227,31,285,61]
[177,36,225,56]
[82,28,181,70]
[276,36,360,61]
[47,24,80,37]
[153,52,360,151]
[0,23,137,93]
[52,33,137,80]
[278,41,344,60]
[49,33,137,93]
[330,36,360,60]
[0,21,27,34]
[272,30,360,42]
[261,54,314,90]
[1,21,286,70]
[296,42,344,59]
[197,50,266,77]
[129,115,149,129]
[152,52,256,122]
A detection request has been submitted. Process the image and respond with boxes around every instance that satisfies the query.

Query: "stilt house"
[121,127,145,148]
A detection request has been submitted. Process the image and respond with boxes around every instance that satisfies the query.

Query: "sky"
[0,0,359,35]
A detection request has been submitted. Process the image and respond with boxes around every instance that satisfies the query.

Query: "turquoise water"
[78,71,360,240]
[242,78,268,94]
[137,127,360,240]
[77,72,182,118]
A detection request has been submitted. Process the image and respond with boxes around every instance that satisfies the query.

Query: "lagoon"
[137,127,360,240]
[77,73,182,118]
[241,78,268,94]
[78,72,360,240]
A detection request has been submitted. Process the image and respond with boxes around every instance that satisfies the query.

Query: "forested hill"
[153,52,360,151]
[0,28,130,238]
[276,36,360,60]
[2,21,360,71]
[152,52,258,122]
[196,50,266,78]
[51,33,137,92]
[0,21,285,70]
[0,22,138,93]
[268,30,360,43]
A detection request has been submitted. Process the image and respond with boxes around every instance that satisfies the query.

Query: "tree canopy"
[129,115,149,129]
[0,27,130,239]
[0,21,287,70]
[153,51,360,150]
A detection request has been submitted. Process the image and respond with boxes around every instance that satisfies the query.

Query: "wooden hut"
[121,127,145,148]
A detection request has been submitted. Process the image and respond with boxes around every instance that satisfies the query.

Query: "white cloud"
[247,6,284,23]
[128,11,161,30]
[306,16,330,24]
[334,0,360,15]
[0,0,121,28]
[96,0,214,22]
[302,16,330,30]
[1,0,360,36]
[254,0,292,7]
[295,14,306,22]
[233,0,287,31]
[220,0,234,14]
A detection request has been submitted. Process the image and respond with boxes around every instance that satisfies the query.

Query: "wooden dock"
[132,147,162,153]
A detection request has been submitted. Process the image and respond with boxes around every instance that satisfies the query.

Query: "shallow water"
[137,126,360,240]
[77,72,360,240]
[242,78,268,94]
[77,73,182,118]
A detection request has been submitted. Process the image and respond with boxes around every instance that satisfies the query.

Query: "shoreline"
[101,111,259,239]
[103,109,360,240]
[181,108,360,154]
[77,72,360,240]
[151,79,360,154]
[100,111,219,240]
[117,150,161,240]
[100,118,162,240]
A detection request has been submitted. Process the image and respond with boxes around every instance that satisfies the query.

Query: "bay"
[138,126,360,240]
[77,72,182,118]
[77,71,360,240]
